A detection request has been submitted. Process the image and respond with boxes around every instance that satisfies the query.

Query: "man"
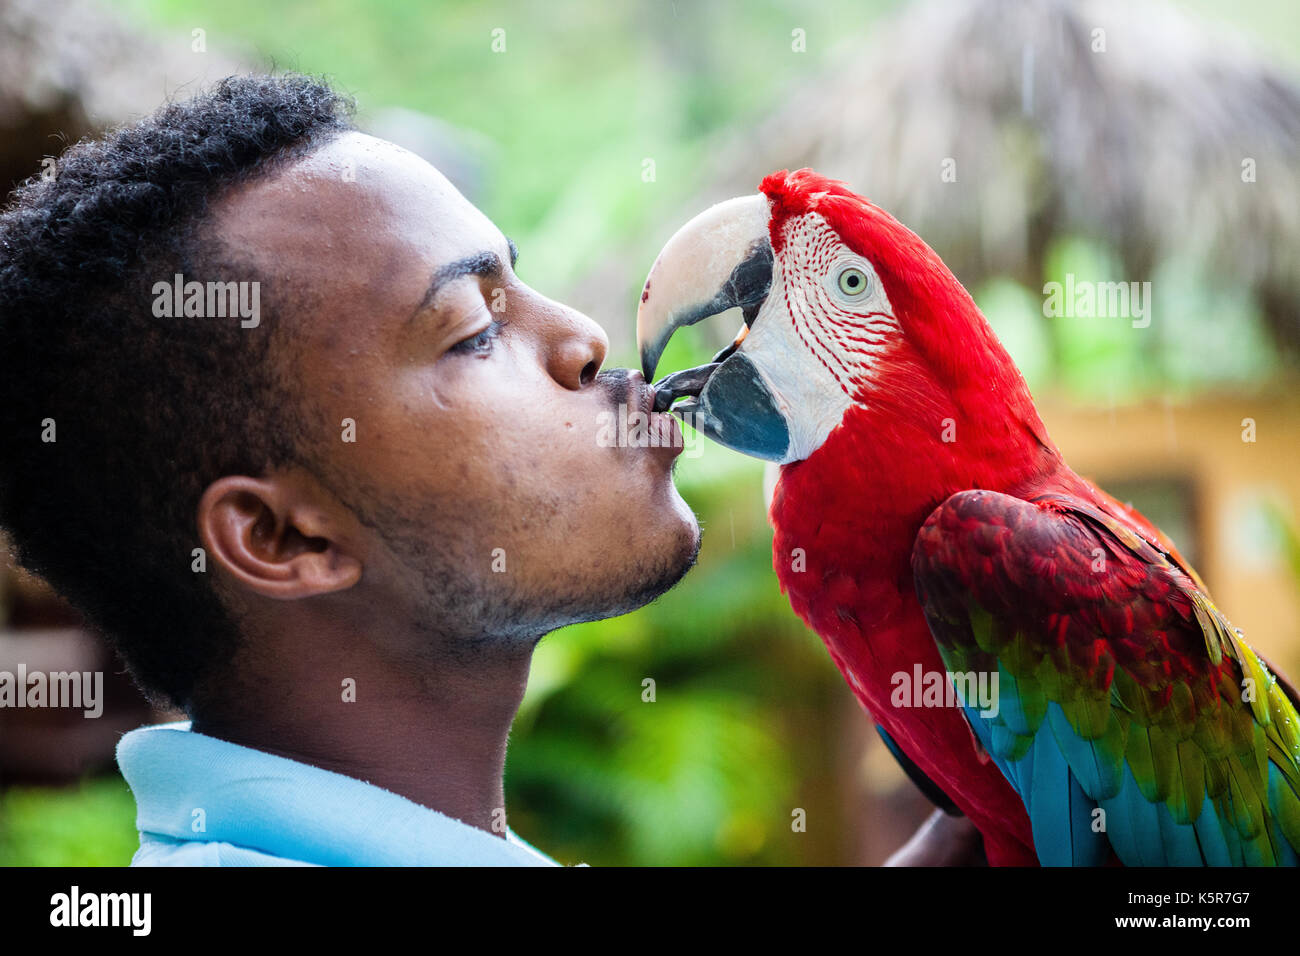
[0,74,699,865]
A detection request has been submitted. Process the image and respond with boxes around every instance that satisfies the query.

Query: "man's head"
[0,74,699,716]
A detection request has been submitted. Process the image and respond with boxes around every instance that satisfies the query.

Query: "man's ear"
[197,473,363,600]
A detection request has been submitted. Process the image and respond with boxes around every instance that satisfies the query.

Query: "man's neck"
[191,627,535,837]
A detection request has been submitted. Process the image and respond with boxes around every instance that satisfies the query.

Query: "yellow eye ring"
[837,267,868,296]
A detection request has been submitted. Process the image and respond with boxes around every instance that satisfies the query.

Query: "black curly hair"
[0,74,355,711]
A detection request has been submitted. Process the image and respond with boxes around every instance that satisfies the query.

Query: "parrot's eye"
[837,267,869,297]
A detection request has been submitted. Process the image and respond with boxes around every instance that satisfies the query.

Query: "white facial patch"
[737,212,899,462]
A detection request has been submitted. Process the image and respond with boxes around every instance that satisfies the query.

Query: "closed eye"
[449,318,506,356]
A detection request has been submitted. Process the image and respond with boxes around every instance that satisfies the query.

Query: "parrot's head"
[639,168,1034,466]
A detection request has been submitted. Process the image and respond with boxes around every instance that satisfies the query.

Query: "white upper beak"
[636,193,772,380]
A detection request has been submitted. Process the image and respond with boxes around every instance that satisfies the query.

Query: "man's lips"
[607,369,684,459]
[627,369,656,417]
[601,367,655,418]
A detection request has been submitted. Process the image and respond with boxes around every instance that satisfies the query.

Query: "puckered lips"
[608,368,684,462]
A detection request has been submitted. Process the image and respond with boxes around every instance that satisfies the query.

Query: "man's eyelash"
[450,319,505,355]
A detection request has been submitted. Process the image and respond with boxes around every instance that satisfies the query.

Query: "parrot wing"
[911,489,1300,866]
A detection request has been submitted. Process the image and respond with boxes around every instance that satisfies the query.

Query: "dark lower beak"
[651,363,720,412]
[662,353,792,461]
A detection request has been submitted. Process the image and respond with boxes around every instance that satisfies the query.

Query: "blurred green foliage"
[977,235,1279,404]
[0,776,138,866]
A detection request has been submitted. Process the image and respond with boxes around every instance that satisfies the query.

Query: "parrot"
[636,168,1300,866]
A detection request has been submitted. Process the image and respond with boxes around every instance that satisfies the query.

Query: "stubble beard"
[327,471,701,665]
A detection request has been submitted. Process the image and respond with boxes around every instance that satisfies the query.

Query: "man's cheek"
[499,408,604,473]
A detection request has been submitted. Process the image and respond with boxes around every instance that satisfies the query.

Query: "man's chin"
[610,515,701,618]
[396,505,703,662]
[535,512,701,632]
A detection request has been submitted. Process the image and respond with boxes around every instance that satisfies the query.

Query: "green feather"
[1171,738,1206,825]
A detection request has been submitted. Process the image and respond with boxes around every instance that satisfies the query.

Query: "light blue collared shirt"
[116,720,560,866]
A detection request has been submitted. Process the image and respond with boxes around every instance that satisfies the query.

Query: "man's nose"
[541,301,609,390]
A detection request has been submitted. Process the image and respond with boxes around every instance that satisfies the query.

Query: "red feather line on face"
[781,281,854,395]
[767,208,900,397]
[785,218,857,392]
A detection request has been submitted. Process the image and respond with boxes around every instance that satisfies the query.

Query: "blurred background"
[1,0,1298,865]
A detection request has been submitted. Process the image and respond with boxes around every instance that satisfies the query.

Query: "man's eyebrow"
[411,239,517,321]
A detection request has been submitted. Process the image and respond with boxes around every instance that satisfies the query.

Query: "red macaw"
[637,168,1300,866]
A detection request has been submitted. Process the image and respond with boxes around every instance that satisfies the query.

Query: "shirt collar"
[116,720,558,866]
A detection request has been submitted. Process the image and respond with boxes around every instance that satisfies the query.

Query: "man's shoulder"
[116,720,562,867]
